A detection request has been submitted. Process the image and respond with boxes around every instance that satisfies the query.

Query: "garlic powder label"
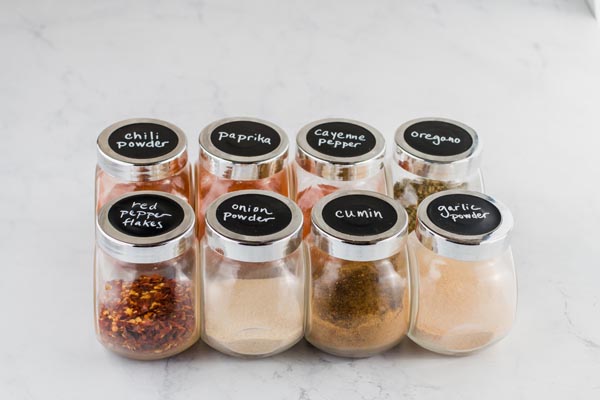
[427,193,501,236]
[108,122,179,159]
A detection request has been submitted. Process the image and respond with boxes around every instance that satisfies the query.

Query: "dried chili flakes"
[97,274,196,355]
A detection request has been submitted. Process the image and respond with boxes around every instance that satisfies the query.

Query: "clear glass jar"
[408,190,516,355]
[305,190,410,358]
[201,190,305,358]
[95,118,193,212]
[196,117,290,238]
[391,117,484,231]
[94,191,199,360]
[293,119,388,237]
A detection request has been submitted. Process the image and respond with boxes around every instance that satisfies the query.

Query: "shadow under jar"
[196,117,290,238]
[305,190,410,358]
[391,117,484,232]
[408,190,516,355]
[292,118,388,238]
[95,191,200,360]
[201,190,305,358]
[96,118,193,212]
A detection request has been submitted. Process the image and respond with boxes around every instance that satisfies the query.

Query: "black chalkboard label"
[403,120,473,157]
[427,193,501,236]
[108,194,185,237]
[306,121,376,158]
[108,123,179,159]
[322,194,398,236]
[210,120,281,157]
[216,193,292,236]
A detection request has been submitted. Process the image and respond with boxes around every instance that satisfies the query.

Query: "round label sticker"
[210,120,281,157]
[306,121,376,158]
[426,193,501,236]
[403,120,473,157]
[108,122,179,159]
[322,194,398,237]
[216,193,292,236]
[107,193,185,238]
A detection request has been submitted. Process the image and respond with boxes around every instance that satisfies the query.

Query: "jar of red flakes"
[95,118,193,212]
[196,117,290,237]
[95,191,199,360]
[292,118,388,237]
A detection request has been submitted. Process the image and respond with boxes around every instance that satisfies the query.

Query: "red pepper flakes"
[97,274,196,355]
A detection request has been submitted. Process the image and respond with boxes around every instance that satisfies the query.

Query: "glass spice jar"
[408,190,516,355]
[95,191,200,360]
[391,117,484,231]
[305,190,410,358]
[96,118,193,212]
[196,117,290,237]
[201,190,305,358]
[293,118,388,238]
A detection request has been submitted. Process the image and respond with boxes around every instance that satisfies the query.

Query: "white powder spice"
[203,277,304,356]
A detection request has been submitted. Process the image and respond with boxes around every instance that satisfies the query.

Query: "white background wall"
[0,1,598,399]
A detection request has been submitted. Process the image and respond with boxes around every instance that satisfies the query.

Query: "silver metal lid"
[311,190,408,262]
[394,117,482,181]
[296,118,386,181]
[97,118,189,181]
[205,190,303,263]
[198,117,289,180]
[416,190,513,261]
[96,191,196,264]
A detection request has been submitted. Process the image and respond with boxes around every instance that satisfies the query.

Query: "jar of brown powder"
[96,118,193,212]
[306,190,409,358]
[196,117,290,237]
[95,191,199,360]
[293,119,388,238]
[408,190,516,355]
[201,190,305,358]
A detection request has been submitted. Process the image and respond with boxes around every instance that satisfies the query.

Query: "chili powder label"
[306,121,376,158]
[403,120,473,157]
[427,193,501,236]
[216,193,292,236]
[321,194,398,237]
[210,120,281,157]
[108,122,179,159]
[108,193,185,237]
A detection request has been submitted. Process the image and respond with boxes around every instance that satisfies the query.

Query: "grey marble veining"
[0,0,599,399]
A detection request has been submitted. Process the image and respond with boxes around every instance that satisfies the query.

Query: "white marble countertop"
[1,0,599,399]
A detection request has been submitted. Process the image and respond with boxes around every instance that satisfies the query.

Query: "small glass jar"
[392,117,484,231]
[305,190,410,358]
[408,190,516,355]
[96,118,193,212]
[201,190,305,358]
[196,117,290,237]
[95,191,199,360]
[293,119,387,237]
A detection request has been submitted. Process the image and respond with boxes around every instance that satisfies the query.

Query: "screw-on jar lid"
[394,117,482,181]
[416,190,513,261]
[296,118,386,181]
[97,118,188,181]
[96,191,196,264]
[199,117,289,180]
[205,190,303,263]
[311,190,408,262]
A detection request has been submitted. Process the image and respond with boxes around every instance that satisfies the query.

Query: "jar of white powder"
[201,190,305,358]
